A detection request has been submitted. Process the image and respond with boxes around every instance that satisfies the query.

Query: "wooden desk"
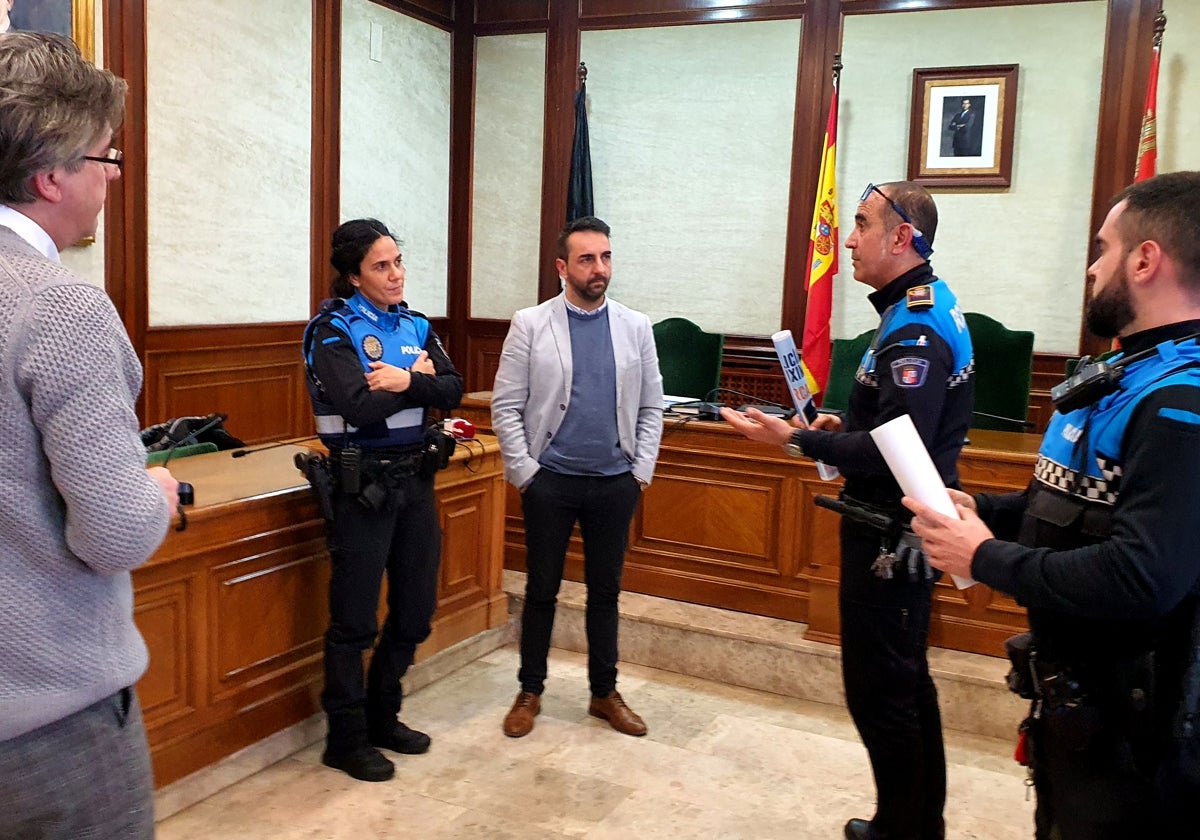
[134,437,505,787]
[459,391,1037,658]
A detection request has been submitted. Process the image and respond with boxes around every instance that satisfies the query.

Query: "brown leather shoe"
[588,690,647,736]
[502,691,541,738]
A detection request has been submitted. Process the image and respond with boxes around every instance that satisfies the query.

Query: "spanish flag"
[801,72,839,399]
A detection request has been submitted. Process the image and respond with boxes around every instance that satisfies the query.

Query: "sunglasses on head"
[860,183,934,260]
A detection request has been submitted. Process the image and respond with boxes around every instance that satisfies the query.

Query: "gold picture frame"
[907,64,1019,188]
[72,0,95,62]
[8,0,95,61]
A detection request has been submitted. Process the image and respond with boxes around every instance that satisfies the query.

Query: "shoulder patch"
[891,357,930,388]
[906,285,934,310]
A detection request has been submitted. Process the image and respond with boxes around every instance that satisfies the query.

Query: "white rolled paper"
[868,414,975,589]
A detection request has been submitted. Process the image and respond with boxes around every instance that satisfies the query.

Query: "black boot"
[324,711,395,782]
[844,818,874,840]
[369,719,431,755]
[321,743,395,782]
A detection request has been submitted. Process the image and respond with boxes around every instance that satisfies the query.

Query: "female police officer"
[303,218,463,781]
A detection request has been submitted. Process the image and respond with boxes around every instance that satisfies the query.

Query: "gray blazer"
[491,293,664,490]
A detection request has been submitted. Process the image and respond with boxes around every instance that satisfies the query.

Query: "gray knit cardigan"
[0,225,170,740]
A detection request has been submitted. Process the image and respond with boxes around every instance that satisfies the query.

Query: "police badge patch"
[891,357,929,388]
[361,335,384,361]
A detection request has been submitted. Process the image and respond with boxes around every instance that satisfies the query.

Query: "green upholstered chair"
[965,312,1035,432]
[822,329,874,413]
[652,318,724,399]
[146,442,218,466]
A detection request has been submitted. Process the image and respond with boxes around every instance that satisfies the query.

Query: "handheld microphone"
[771,330,839,481]
[157,412,227,528]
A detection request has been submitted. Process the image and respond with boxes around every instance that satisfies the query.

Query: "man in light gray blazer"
[492,216,663,739]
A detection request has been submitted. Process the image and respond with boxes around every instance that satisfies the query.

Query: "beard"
[570,275,608,303]
[1085,265,1135,339]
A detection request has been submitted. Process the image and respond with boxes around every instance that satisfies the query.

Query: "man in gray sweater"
[492,216,663,739]
[0,33,179,839]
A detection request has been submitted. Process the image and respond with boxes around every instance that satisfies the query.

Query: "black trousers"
[839,520,946,840]
[321,472,441,747]
[518,469,642,697]
[1031,703,1168,839]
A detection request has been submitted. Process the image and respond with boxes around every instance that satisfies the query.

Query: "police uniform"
[791,263,974,840]
[303,292,463,752]
[971,319,1200,839]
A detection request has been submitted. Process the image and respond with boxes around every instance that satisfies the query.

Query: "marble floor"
[156,645,1035,839]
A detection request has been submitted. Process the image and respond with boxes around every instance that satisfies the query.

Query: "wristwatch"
[783,429,805,458]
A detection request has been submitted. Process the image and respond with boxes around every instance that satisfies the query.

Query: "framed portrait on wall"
[907,64,1019,187]
[7,0,95,61]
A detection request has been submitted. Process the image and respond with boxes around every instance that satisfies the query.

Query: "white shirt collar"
[0,205,60,263]
[564,295,607,317]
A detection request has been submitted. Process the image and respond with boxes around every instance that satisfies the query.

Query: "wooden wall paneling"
[1080,0,1161,358]
[209,542,330,702]
[371,0,455,29]
[103,0,149,420]
[311,0,341,316]
[535,0,580,303]
[134,482,329,788]
[842,0,1095,11]
[797,478,844,643]
[464,320,509,392]
[581,0,808,29]
[418,463,508,657]
[475,0,549,28]
[143,323,311,442]
[718,337,791,407]
[1029,351,1072,434]
[637,459,793,572]
[134,574,201,732]
[446,0,476,363]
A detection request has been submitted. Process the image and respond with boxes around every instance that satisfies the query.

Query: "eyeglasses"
[81,148,123,169]
[860,183,934,259]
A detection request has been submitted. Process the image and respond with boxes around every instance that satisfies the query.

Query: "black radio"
[1051,331,1200,413]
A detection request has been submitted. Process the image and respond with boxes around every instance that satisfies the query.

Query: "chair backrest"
[146,441,218,466]
[652,317,724,399]
[964,311,1034,432]
[822,329,875,412]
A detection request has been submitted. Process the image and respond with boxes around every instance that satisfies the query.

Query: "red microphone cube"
[445,417,475,440]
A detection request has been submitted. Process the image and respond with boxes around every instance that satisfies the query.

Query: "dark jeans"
[840,520,946,840]
[518,468,642,697]
[0,688,153,839]
[322,472,441,747]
